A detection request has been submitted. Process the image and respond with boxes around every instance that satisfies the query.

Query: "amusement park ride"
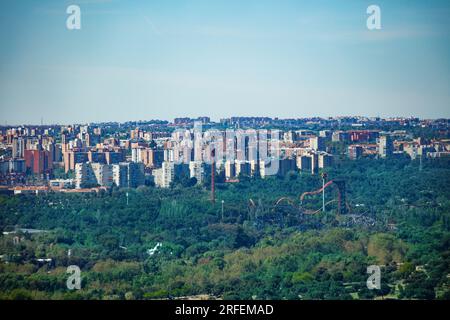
[250,173,350,218]
[298,175,348,215]
[249,173,379,229]
[274,175,347,215]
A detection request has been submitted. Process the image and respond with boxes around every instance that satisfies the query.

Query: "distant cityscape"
[0,116,449,194]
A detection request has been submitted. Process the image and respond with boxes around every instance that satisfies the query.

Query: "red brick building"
[24,149,53,175]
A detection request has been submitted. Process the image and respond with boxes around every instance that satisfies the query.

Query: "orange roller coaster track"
[272,179,348,215]
[300,179,347,214]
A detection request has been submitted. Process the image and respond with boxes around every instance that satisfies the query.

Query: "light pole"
[221,200,224,221]
[211,149,216,204]
[419,154,423,172]
[321,172,327,212]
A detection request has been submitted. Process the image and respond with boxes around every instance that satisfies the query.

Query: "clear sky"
[0,0,449,124]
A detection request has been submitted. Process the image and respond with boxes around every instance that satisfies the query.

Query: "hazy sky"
[0,0,449,124]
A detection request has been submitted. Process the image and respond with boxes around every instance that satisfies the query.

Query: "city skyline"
[1,0,450,124]
[1,1,450,305]
[2,115,448,128]
[1,90,449,302]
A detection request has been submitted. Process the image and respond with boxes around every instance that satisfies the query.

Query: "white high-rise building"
[378,135,394,158]
[75,162,114,188]
[127,162,145,187]
[310,136,326,151]
[189,161,204,184]
[91,163,114,187]
[113,162,145,188]
[194,122,203,162]
[76,162,145,189]
[75,163,96,188]
[131,147,143,163]
[224,160,236,179]
[113,163,128,187]
[153,161,174,188]
[249,160,259,176]
[318,152,333,169]
[259,159,279,178]
[12,137,25,159]
[235,160,251,177]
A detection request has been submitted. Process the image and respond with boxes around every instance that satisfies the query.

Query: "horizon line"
[1,115,448,128]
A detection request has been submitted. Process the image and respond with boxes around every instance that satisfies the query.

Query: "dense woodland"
[0,156,449,300]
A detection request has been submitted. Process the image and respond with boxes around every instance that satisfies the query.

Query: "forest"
[0,156,449,300]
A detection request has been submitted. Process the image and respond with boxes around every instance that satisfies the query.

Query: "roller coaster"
[249,178,348,218]
[273,179,348,215]
[299,179,348,214]
[247,177,378,229]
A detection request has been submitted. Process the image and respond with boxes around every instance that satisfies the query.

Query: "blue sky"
[0,0,449,124]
